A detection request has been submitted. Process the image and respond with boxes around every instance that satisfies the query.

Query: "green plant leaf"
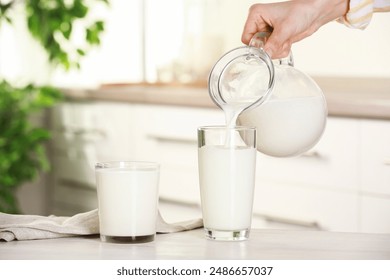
[0,80,63,213]
[23,0,109,70]
[60,21,72,40]
[77,48,86,56]
[0,0,108,213]
[0,186,20,214]
[72,0,89,18]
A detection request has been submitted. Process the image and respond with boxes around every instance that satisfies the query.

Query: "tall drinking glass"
[197,126,257,241]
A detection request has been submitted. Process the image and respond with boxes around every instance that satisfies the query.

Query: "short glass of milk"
[198,126,256,241]
[95,161,160,243]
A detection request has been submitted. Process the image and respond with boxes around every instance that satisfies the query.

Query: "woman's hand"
[241,0,349,58]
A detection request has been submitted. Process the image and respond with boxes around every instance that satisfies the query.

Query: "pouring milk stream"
[208,32,327,157]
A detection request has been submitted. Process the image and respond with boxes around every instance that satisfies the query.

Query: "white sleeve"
[373,0,390,11]
[340,0,390,29]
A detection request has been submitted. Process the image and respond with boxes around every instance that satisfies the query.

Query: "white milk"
[96,167,159,237]
[239,95,326,157]
[198,145,256,231]
[222,104,251,148]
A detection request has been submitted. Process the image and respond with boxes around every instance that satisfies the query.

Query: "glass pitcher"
[208,32,327,157]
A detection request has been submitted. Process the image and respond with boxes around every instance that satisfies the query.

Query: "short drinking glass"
[95,161,160,243]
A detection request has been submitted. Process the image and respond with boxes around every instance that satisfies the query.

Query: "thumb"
[264,32,291,59]
[263,45,274,59]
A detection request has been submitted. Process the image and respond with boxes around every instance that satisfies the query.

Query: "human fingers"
[241,4,272,45]
[264,31,292,59]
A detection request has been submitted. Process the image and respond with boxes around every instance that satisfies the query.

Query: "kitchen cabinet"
[49,101,139,215]
[254,118,361,231]
[358,119,390,234]
[256,118,360,192]
[130,105,224,223]
[360,119,390,196]
[48,101,390,233]
[360,196,390,233]
[134,104,224,203]
[48,101,219,221]
[254,180,359,232]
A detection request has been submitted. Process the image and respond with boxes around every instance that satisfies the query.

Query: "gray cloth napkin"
[0,209,203,242]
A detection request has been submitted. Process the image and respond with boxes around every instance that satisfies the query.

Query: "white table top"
[1,228,390,260]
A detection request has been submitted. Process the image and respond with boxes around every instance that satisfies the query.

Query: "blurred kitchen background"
[1,0,389,233]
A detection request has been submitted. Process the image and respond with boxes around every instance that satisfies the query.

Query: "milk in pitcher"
[239,95,326,157]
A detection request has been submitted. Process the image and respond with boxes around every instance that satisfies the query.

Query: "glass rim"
[198,125,256,131]
[208,42,275,111]
[95,161,159,170]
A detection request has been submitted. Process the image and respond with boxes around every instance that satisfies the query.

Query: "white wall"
[222,0,390,78]
[1,0,389,87]
[0,5,51,85]
[294,13,390,77]
[50,0,144,87]
[80,0,390,80]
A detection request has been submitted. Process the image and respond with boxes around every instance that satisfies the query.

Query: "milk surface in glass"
[96,165,159,239]
[199,145,256,231]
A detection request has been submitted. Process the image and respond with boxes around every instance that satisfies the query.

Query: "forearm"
[310,0,350,28]
[241,0,388,58]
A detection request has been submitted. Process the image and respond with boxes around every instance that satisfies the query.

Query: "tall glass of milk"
[95,161,160,243]
[198,126,256,241]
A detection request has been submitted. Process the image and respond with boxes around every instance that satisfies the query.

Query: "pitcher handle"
[249,32,270,49]
[249,32,294,67]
